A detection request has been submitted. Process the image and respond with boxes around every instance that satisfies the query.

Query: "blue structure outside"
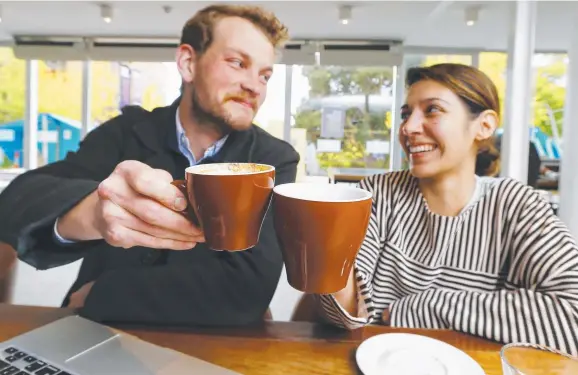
[0,113,81,167]
[495,127,561,160]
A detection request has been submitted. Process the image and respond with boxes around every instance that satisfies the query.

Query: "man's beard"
[189,85,234,136]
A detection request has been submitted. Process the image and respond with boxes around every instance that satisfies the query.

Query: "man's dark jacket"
[0,99,300,326]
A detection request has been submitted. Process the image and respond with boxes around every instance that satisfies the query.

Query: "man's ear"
[475,109,499,142]
[176,44,197,84]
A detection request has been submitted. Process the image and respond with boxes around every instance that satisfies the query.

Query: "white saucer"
[356,333,485,375]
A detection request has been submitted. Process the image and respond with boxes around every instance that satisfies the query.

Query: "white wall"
[270,267,303,321]
[10,260,81,307]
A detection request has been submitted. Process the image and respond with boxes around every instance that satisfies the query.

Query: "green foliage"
[304,66,393,105]
[472,53,566,137]
[319,138,366,169]
[532,56,567,136]
[0,48,26,124]
[1,157,15,168]
[294,66,393,171]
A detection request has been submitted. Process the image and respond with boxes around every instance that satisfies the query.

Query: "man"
[476,134,541,187]
[0,4,299,326]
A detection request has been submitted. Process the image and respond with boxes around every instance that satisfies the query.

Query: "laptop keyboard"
[0,347,73,375]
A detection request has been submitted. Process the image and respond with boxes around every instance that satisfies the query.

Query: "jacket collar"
[128,97,257,163]
[166,98,182,154]
[124,98,180,155]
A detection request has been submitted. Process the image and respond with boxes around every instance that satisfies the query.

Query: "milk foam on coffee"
[188,163,273,175]
[273,183,371,202]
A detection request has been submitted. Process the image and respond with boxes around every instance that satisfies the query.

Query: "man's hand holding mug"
[57,160,204,250]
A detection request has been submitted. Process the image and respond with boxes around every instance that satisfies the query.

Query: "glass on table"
[501,343,578,375]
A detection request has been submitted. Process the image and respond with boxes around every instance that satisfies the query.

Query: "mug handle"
[171,180,200,227]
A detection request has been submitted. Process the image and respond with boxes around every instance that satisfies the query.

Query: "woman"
[316,63,578,355]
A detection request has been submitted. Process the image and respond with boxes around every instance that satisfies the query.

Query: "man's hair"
[180,4,289,55]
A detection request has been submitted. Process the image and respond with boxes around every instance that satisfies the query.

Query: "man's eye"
[229,59,243,68]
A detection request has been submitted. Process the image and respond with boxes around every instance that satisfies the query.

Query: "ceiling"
[0,1,576,53]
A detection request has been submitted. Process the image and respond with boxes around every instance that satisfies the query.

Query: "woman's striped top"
[318,170,578,355]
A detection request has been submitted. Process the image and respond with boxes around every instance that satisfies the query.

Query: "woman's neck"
[418,169,478,217]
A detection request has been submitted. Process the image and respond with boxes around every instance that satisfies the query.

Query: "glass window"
[253,64,287,140]
[91,61,177,128]
[91,61,121,126]
[479,52,566,189]
[291,65,393,181]
[478,51,567,141]
[37,60,83,166]
[478,52,508,118]
[0,47,26,170]
[531,54,567,141]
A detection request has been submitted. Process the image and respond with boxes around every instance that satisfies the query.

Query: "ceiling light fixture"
[101,4,113,23]
[339,5,352,25]
[465,6,479,27]
[0,5,3,23]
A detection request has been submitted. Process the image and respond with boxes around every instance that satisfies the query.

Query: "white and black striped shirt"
[319,170,578,355]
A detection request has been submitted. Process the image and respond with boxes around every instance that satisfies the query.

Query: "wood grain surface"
[0,304,508,374]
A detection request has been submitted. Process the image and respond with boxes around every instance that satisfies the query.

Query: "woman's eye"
[401,111,409,121]
[426,105,441,115]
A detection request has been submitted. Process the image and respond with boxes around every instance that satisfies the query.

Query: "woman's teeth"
[409,144,437,154]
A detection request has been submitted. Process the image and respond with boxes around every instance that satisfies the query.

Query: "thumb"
[171,186,188,211]
[126,166,188,211]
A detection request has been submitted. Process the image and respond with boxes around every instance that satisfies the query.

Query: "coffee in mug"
[272,183,372,294]
[172,163,275,251]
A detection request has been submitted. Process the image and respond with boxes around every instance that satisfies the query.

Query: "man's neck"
[418,166,477,217]
[178,105,224,161]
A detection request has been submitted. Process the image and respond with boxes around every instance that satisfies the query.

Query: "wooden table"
[0,304,504,374]
[536,177,558,191]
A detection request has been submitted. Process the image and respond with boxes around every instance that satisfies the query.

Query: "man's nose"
[240,71,261,97]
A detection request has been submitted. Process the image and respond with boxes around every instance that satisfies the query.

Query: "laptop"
[0,315,241,375]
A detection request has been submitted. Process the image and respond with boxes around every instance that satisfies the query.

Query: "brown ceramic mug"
[272,183,372,294]
[172,163,275,251]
